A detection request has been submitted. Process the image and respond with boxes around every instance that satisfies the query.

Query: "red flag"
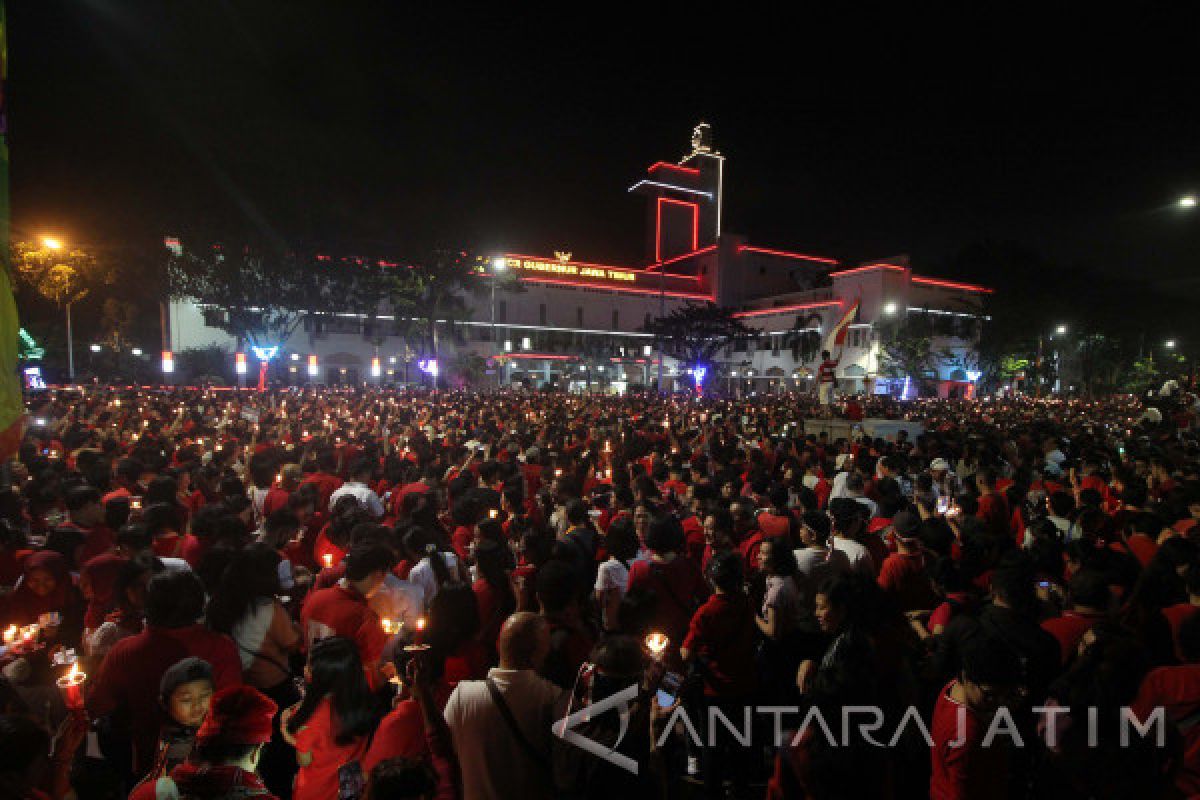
[822,297,860,353]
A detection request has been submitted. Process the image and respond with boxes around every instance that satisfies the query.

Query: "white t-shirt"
[831,536,875,577]
[231,598,275,670]
[409,552,460,610]
[594,558,630,595]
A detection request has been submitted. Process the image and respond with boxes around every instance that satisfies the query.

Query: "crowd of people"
[1,384,1199,799]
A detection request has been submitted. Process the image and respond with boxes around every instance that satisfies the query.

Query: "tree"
[11,240,107,309]
[877,312,941,394]
[782,312,823,365]
[387,250,489,368]
[167,240,388,349]
[642,303,756,380]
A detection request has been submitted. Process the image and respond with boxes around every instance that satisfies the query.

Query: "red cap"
[196,686,278,746]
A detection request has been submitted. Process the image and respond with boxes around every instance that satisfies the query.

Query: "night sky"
[10,4,1200,291]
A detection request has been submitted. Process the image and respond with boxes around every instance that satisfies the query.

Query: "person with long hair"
[405,526,462,610]
[206,544,303,797]
[473,539,516,659]
[282,636,380,800]
[595,517,638,634]
[79,552,127,638]
[427,582,486,705]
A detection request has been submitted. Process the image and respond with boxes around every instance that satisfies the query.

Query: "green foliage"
[174,345,235,384]
[386,250,488,362]
[168,239,390,347]
[642,303,755,369]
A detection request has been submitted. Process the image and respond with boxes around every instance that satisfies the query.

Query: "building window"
[734,338,746,353]
[522,336,532,350]
[611,310,619,330]
[771,335,781,356]
[497,301,506,323]
[576,307,584,328]
[539,304,547,325]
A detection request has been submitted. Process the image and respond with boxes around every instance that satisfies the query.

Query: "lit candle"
[415,617,426,645]
[2,625,16,645]
[57,663,86,710]
[645,632,669,660]
[322,553,333,569]
[488,509,498,519]
[381,618,394,635]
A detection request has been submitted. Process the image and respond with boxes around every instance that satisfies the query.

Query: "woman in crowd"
[206,543,303,796]
[84,553,155,660]
[2,550,83,647]
[283,636,380,800]
[595,516,639,634]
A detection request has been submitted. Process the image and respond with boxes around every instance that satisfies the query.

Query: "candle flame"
[381,618,394,634]
[645,632,669,655]
[322,553,333,568]
[416,617,426,632]
[67,662,82,682]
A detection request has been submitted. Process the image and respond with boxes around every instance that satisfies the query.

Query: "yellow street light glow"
[42,236,64,250]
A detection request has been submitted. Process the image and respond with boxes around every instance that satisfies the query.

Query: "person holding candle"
[300,543,394,681]
[1,551,84,649]
[79,552,127,638]
[85,553,155,661]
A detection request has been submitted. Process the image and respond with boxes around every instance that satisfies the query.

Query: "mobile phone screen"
[655,689,676,708]
[936,496,951,515]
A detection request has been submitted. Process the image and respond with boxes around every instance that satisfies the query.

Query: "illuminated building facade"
[168,124,990,394]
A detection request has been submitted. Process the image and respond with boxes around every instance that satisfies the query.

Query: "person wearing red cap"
[130,685,280,800]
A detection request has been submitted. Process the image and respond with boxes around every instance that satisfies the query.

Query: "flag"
[0,2,21,463]
[822,297,860,354]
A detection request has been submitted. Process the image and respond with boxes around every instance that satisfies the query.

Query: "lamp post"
[491,257,506,388]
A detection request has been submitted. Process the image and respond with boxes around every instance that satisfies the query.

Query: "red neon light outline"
[501,254,701,280]
[655,197,699,262]
[644,243,719,271]
[516,274,713,300]
[911,276,995,294]
[829,264,907,278]
[732,301,841,318]
[647,161,701,177]
[737,245,838,265]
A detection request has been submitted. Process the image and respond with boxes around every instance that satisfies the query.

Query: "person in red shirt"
[876,510,938,612]
[88,569,242,778]
[301,450,344,509]
[1163,563,1200,658]
[1040,570,1111,664]
[282,636,378,800]
[975,467,1012,542]
[626,515,708,653]
[44,485,112,570]
[1130,612,1200,797]
[756,487,796,544]
[300,542,394,680]
[681,551,756,799]
[930,634,1023,800]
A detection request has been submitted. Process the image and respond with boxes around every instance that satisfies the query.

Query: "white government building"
[167,124,990,396]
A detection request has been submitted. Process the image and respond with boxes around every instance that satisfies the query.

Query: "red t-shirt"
[302,472,343,508]
[262,487,291,518]
[877,551,937,612]
[681,515,705,563]
[756,512,792,541]
[682,593,756,696]
[976,493,1011,540]
[930,682,1009,800]
[1040,610,1105,664]
[293,698,370,800]
[1131,664,1200,797]
[361,699,428,774]
[627,557,708,648]
[1163,602,1199,658]
[300,585,387,670]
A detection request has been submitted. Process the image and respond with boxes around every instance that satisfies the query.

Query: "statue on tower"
[690,122,713,155]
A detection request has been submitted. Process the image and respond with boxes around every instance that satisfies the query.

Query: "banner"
[0,1,23,462]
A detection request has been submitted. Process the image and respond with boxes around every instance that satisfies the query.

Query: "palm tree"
[782,312,823,366]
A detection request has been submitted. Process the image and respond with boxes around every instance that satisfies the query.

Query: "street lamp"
[1055,324,1067,336]
[883,302,897,315]
[41,235,78,381]
[1166,339,1177,349]
[1180,195,1197,209]
[42,236,63,251]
